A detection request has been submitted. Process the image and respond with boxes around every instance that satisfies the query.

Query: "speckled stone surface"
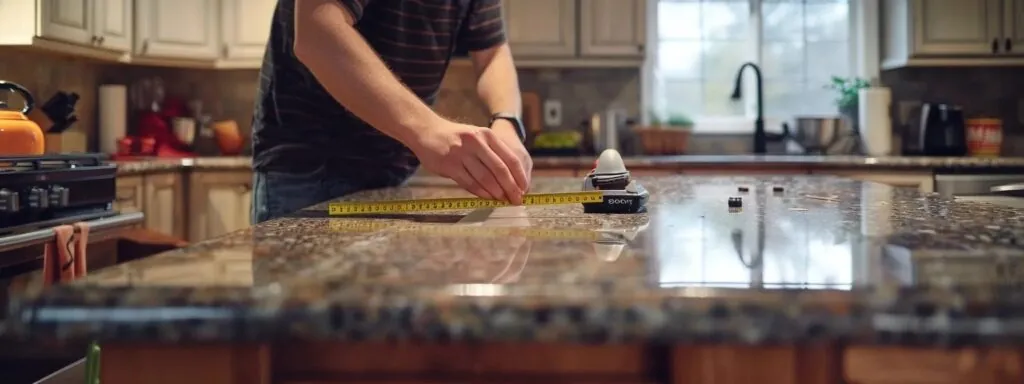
[113,155,1024,175]
[7,176,1024,346]
[532,155,1024,170]
[114,157,252,175]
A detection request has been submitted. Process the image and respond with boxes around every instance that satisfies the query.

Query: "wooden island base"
[99,342,1023,384]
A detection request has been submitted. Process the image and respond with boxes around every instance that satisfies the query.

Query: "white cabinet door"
[134,0,219,59]
[912,0,1001,55]
[39,0,94,45]
[93,0,132,52]
[220,0,276,60]
[501,0,577,57]
[1002,0,1024,55]
[579,0,646,57]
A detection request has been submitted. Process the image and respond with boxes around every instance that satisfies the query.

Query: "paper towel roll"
[98,84,128,154]
[858,87,892,156]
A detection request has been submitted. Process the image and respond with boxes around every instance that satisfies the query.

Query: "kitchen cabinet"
[579,0,647,57]
[143,172,186,240]
[133,0,219,59]
[114,175,145,217]
[116,174,185,236]
[220,0,276,63]
[881,0,1024,68]
[502,0,577,58]
[187,171,252,242]
[36,0,132,52]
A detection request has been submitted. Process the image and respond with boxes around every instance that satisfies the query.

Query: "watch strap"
[489,112,526,143]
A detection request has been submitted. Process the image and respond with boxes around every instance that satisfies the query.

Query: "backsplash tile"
[881,66,1024,155]
[0,49,640,154]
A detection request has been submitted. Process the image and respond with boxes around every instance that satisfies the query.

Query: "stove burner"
[0,154,117,237]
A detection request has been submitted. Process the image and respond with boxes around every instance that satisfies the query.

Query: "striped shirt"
[252,0,505,186]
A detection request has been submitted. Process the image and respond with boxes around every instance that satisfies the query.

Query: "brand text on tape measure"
[328,191,605,215]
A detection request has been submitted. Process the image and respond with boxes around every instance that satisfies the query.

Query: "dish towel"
[41,222,91,286]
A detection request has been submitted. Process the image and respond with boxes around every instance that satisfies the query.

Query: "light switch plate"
[543,99,563,127]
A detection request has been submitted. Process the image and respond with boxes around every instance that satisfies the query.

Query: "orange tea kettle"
[0,80,45,156]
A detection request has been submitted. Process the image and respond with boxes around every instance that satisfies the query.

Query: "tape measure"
[328,220,630,242]
[327,191,605,216]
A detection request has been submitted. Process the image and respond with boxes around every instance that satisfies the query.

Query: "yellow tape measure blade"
[327,191,604,215]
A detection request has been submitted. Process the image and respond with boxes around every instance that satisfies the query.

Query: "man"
[251,0,533,224]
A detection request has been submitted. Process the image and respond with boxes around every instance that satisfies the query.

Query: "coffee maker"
[902,102,967,156]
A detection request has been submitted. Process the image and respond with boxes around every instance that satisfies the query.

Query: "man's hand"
[410,120,529,204]
[490,119,533,192]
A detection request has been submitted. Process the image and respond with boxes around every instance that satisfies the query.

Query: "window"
[646,0,856,133]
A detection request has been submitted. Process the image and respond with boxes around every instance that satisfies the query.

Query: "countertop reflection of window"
[646,0,855,133]
[762,203,854,290]
[656,205,755,288]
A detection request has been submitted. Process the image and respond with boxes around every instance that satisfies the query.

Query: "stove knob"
[0,189,19,213]
[48,185,70,207]
[26,187,49,209]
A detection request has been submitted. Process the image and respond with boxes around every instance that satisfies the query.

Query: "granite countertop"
[112,155,1024,175]
[8,176,1024,346]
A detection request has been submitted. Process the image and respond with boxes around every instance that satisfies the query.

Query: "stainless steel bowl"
[784,117,851,153]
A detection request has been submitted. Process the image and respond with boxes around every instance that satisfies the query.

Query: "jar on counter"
[965,118,1003,157]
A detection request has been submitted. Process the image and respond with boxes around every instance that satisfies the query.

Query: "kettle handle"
[0,80,35,114]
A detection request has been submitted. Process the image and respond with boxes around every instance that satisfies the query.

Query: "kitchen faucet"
[730,62,768,154]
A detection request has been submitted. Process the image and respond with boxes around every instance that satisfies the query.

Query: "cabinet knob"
[91,36,99,44]
[1006,38,1013,53]
[638,44,645,53]
[97,36,105,45]
[992,38,999,54]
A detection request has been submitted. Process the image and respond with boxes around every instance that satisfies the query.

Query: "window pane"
[701,0,750,40]
[657,41,703,78]
[658,1,701,39]
[661,79,703,117]
[764,81,840,119]
[703,41,751,80]
[703,81,745,116]
[806,41,849,84]
[806,2,849,41]
[762,0,804,42]
[762,41,805,79]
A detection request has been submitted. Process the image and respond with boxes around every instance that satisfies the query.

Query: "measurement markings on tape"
[327,191,605,216]
[327,220,605,240]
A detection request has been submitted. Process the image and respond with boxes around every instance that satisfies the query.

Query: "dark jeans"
[251,165,368,224]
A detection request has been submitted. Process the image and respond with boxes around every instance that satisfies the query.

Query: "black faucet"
[730,62,768,154]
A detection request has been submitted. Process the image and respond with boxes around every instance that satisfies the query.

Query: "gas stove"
[0,154,118,236]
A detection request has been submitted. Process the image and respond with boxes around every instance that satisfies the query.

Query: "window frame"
[640,0,880,134]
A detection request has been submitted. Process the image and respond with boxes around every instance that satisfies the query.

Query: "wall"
[881,67,1024,155]
[0,48,641,155]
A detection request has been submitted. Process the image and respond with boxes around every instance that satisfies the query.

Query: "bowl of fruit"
[529,131,583,156]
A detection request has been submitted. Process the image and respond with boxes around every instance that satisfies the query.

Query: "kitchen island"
[7,175,1024,383]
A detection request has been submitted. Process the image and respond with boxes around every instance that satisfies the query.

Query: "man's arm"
[292,0,443,147]
[464,0,521,133]
[471,43,522,123]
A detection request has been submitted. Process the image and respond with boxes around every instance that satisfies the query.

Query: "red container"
[966,118,1002,157]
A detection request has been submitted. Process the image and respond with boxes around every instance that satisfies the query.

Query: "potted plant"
[638,111,693,154]
[825,76,870,127]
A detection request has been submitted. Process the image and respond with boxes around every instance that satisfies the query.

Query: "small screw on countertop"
[728,197,743,208]
[737,186,749,193]
[772,186,784,193]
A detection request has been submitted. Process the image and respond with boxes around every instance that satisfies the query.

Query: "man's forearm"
[293,0,442,147]
[473,44,522,123]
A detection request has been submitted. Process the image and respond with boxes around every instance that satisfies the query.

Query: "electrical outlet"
[543,99,563,127]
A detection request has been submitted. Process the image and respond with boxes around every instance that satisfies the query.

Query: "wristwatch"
[489,112,526,143]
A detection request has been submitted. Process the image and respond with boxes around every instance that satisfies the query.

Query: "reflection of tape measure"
[327,220,627,241]
[327,191,604,216]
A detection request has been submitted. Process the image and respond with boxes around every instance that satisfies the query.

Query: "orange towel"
[41,222,91,286]
[42,225,74,287]
[73,221,90,278]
